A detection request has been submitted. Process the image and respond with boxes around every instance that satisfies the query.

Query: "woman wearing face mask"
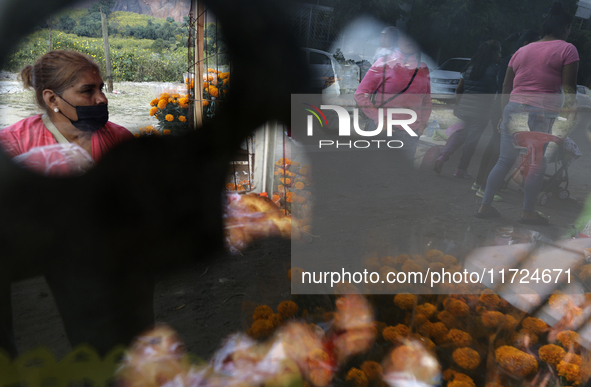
[0,50,132,172]
[355,33,432,165]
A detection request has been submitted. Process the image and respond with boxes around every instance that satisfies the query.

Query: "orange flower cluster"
[271,157,312,236]
[225,179,250,192]
[135,125,161,137]
[248,301,300,340]
[149,92,191,134]
[202,68,229,117]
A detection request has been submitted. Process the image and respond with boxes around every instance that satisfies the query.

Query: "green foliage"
[567,26,591,86]
[204,23,229,66]
[4,31,188,82]
[88,0,116,18]
[109,11,164,28]
[325,0,407,31]
[406,0,579,62]
[57,15,77,33]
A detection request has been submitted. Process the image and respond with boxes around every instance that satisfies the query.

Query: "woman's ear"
[43,89,57,111]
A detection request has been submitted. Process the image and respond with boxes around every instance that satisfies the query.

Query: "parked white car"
[430,57,470,99]
[301,48,342,95]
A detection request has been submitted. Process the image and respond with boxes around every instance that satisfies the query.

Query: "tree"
[405,0,578,64]
[89,0,115,18]
[323,0,407,33]
[57,15,76,33]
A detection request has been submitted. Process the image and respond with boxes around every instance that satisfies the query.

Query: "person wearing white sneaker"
[477,2,578,225]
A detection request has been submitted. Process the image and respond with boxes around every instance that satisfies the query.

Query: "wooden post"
[101,7,113,93]
[194,0,204,128]
[48,18,52,51]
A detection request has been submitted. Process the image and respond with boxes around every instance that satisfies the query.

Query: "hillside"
[112,0,190,22]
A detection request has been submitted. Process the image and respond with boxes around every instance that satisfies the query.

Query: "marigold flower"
[150,98,159,106]
[539,344,566,366]
[425,249,444,262]
[443,370,475,387]
[479,290,501,310]
[157,99,167,109]
[149,107,158,116]
[252,305,274,320]
[345,368,368,387]
[133,133,140,138]
[382,326,403,343]
[437,310,458,328]
[427,322,449,342]
[277,300,299,319]
[557,360,581,385]
[481,311,506,328]
[416,303,437,319]
[522,317,548,335]
[295,181,305,190]
[444,298,470,317]
[447,382,475,387]
[248,319,274,339]
[401,260,422,273]
[564,353,582,366]
[557,330,581,351]
[276,158,292,166]
[453,347,480,370]
[159,92,170,99]
[495,345,538,377]
[178,116,187,123]
[503,314,519,330]
[165,114,174,122]
[162,129,171,135]
[447,329,472,347]
[279,178,291,185]
[394,294,416,310]
[360,360,382,381]
[202,100,209,106]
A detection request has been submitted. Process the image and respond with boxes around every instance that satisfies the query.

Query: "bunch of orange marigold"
[149,92,190,134]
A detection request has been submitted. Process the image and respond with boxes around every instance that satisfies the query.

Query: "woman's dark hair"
[541,1,573,38]
[464,40,501,81]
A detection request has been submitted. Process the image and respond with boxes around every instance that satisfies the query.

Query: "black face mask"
[57,95,109,132]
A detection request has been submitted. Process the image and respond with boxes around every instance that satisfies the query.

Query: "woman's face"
[57,69,107,120]
[493,47,502,63]
[397,36,419,55]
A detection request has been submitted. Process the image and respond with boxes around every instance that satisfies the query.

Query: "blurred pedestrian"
[476,1,578,224]
[472,30,541,202]
[433,40,501,178]
[356,33,432,165]
[372,26,398,63]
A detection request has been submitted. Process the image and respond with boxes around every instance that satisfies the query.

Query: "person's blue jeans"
[481,102,556,212]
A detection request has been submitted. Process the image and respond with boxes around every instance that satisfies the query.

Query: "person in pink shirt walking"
[355,33,432,165]
[476,1,579,224]
[0,50,133,176]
